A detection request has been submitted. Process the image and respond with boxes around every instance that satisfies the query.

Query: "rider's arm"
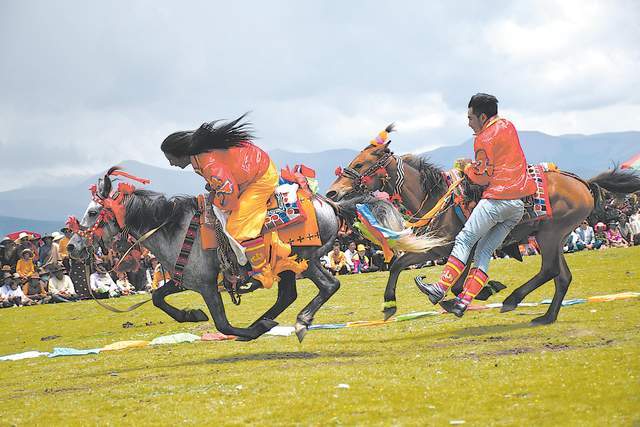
[200,161,240,211]
[464,134,495,186]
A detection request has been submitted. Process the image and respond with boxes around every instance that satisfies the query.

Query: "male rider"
[415,93,536,317]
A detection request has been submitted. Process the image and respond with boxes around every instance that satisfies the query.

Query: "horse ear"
[99,174,112,199]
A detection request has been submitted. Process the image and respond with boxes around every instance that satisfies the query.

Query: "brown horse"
[327,139,640,325]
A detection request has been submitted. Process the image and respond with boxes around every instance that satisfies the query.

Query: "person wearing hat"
[38,234,54,267]
[40,232,63,269]
[0,269,15,307]
[16,248,36,279]
[0,273,32,306]
[352,244,379,274]
[26,234,40,260]
[58,227,72,263]
[22,272,49,304]
[1,265,12,277]
[48,263,78,303]
[89,261,120,298]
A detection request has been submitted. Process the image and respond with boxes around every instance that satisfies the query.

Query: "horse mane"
[124,190,197,233]
[400,154,447,197]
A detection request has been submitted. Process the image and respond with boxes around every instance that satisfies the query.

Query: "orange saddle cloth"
[197,188,321,250]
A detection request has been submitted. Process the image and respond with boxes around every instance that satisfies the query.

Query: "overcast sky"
[1,0,639,191]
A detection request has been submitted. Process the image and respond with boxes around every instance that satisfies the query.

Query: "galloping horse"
[327,135,640,324]
[68,168,442,341]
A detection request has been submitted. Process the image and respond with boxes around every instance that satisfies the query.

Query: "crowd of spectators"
[0,228,171,308]
[1,196,638,304]
[320,238,389,276]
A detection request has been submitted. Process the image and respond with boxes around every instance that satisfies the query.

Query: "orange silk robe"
[464,116,536,200]
[191,142,277,242]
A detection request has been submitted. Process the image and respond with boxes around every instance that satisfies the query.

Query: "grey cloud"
[0,0,638,190]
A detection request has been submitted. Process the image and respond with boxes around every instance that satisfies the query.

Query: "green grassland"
[1,247,639,426]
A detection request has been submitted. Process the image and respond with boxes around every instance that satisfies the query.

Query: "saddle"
[446,163,556,226]
[443,163,557,261]
[197,170,322,252]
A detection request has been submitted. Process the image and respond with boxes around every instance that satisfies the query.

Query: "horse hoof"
[184,309,209,322]
[500,295,519,313]
[257,318,278,334]
[531,315,556,326]
[382,306,397,321]
[294,322,308,343]
[500,303,518,313]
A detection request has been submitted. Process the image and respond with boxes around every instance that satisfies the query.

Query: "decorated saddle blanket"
[445,163,555,224]
[197,171,321,250]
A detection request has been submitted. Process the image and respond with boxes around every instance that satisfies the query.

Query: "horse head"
[326,124,395,201]
[68,167,150,262]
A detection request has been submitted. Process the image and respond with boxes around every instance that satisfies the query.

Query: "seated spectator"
[58,227,72,267]
[150,256,171,289]
[38,234,54,268]
[327,242,348,276]
[0,273,33,306]
[115,271,135,295]
[628,209,640,245]
[0,269,14,307]
[605,222,629,248]
[90,262,120,298]
[48,263,78,303]
[16,249,36,279]
[343,242,357,273]
[22,273,49,303]
[574,220,601,250]
[352,244,379,274]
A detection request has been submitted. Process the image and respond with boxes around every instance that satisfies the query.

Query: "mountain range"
[0,130,637,236]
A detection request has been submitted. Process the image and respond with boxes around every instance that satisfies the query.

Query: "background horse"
[327,140,640,324]
[68,168,442,341]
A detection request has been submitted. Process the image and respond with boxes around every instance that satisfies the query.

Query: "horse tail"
[589,167,640,194]
[332,195,447,253]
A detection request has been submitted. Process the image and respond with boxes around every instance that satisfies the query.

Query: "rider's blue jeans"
[450,198,524,274]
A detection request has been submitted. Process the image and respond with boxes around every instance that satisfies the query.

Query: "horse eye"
[88,210,98,217]
[354,163,363,170]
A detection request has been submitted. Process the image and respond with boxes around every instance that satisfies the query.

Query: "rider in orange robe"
[416,94,536,317]
[161,115,292,289]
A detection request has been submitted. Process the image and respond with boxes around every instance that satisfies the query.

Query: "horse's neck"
[387,157,443,216]
[126,205,192,274]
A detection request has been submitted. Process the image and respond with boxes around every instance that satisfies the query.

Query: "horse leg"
[198,282,278,340]
[294,260,340,342]
[501,230,562,312]
[152,282,209,323]
[249,271,298,327]
[383,251,434,320]
[532,250,572,325]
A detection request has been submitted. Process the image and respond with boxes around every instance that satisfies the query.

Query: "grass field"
[1,247,639,426]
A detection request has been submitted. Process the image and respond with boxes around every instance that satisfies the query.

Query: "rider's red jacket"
[464,116,536,199]
[190,142,271,211]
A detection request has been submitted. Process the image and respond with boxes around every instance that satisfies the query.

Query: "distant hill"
[0,151,359,223]
[420,131,639,179]
[0,215,63,237]
[0,131,636,228]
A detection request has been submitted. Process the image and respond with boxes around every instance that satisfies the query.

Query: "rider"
[415,93,536,317]
[160,114,293,290]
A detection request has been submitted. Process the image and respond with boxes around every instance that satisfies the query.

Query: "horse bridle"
[335,152,405,197]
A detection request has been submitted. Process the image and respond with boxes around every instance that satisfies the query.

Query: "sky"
[1,0,639,191]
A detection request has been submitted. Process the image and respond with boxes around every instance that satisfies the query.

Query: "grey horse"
[68,170,443,341]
